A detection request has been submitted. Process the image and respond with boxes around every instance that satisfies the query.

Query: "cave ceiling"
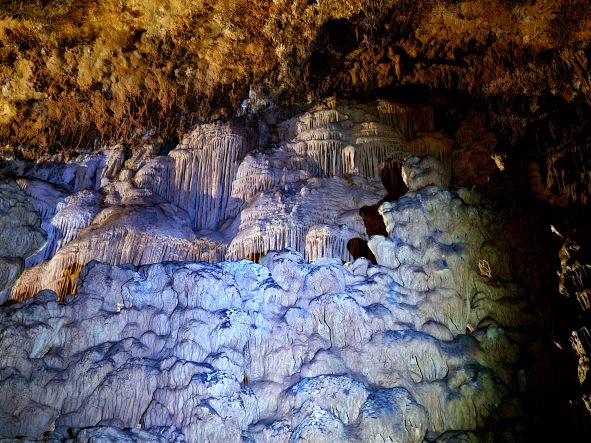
[0,0,589,157]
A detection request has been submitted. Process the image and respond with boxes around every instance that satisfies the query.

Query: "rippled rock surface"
[0,165,535,441]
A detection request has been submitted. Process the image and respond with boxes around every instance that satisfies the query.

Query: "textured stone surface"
[6,101,460,301]
[0,0,588,155]
[0,181,46,299]
[0,161,534,441]
[0,2,588,437]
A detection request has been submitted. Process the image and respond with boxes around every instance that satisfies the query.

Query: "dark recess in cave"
[351,159,409,263]
[347,238,377,263]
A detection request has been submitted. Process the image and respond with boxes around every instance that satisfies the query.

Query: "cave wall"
[0,0,590,440]
[0,158,550,441]
[2,99,458,302]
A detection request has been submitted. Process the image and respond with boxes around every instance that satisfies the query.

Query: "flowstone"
[0,157,535,441]
[4,100,462,301]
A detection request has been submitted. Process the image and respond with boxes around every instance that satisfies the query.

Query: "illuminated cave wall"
[0,156,547,441]
[0,0,590,441]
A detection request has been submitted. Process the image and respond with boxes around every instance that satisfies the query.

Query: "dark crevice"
[347,238,377,264]
[352,159,408,262]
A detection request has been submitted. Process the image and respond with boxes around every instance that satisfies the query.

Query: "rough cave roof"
[0,0,589,155]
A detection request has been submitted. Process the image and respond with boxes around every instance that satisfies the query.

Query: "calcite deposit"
[0,158,535,441]
[2,100,457,302]
[0,0,589,439]
[0,181,46,293]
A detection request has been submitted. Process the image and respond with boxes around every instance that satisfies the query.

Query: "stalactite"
[305,226,351,263]
[15,179,63,219]
[230,153,278,205]
[167,125,254,231]
[218,100,446,267]
[277,101,447,184]
[376,100,434,138]
[55,262,83,299]
[225,176,382,263]
[9,100,460,302]
[133,157,175,199]
[286,139,345,177]
[11,212,227,300]
[280,109,348,141]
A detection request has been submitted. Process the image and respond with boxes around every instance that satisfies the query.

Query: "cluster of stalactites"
[226,224,351,263]
[11,227,225,301]
[279,102,450,183]
[139,125,254,232]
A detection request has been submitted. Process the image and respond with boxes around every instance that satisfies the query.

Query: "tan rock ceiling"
[0,0,589,155]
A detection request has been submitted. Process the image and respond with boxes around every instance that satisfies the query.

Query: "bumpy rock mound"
[0,162,534,441]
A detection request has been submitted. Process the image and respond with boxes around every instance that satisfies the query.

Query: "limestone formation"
[225,175,384,263]
[5,100,461,301]
[139,123,256,231]
[0,170,531,440]
[0,0,587,438]
[0,181,46,300]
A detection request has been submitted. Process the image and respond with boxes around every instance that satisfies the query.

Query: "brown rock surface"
[0,0,588,155]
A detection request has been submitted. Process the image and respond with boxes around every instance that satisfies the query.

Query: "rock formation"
[0,157,538,441]
[3,100,459,302]
[0,0,589,437]
[0,1,588,157]
[0,181,46,294]
[556,234,591,421]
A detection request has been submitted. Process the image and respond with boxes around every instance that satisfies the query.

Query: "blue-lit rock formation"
[4,100,466,302]
[0,157,534,441]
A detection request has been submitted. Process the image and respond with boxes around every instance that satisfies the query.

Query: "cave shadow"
[348,158,408,263]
